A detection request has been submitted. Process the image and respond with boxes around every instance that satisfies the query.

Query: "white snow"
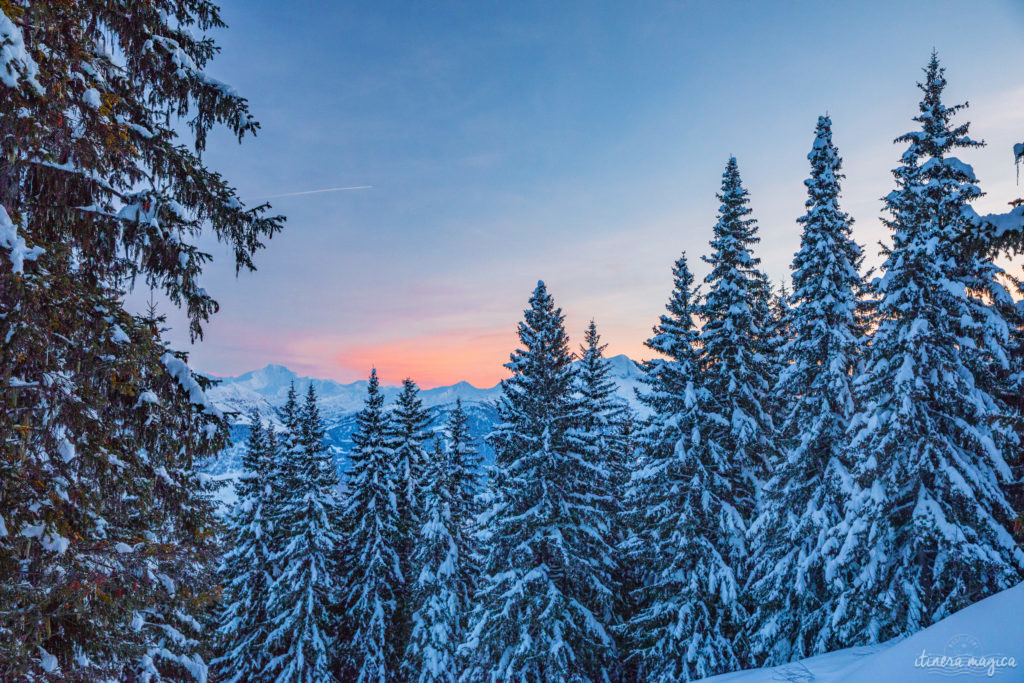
[701,581,1024,681]
[136,390,161,408]
[82,87,101,109]
[161,353,223,418]
[0,11,43,93]
[110,324,130,343]
[58,438,77,463]
[982,206,1024,237]
[0,205,44,274]
[38,647,58,673]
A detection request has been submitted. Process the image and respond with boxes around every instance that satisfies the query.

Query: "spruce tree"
[214,411,276,681]
[621,253,704,677]
[764,281,793,417]
[699,156,775,517]
[0,2,281,677]
[267,383,301,565]
[572,320,631,647]
[339,370,403,682]
[631,253,703,432]
[746,116,865,664]
[463,281,617,681]
[622,250,737,681]
[445,399,484,615]
[264,386,341,682]
[390,377,432,655]
[626,161,773,679]
[827,55,1024,646]
[403,439,463,683]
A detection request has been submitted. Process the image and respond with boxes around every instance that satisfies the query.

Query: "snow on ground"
[703,582,1024,681]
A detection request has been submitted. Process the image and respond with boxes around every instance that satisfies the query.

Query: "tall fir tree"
[264,386,341,682]
[390,377,433,656]
[403,439,464,682]
[745,116,866,664]
[572,320,631,650]
[698,156,775,518]
[339,370,403,682]
[0,2,281,677]
[620,253,703,679]
[463,281,617,681]
[622,245,745,680]
[445,399,485,617]
[625,161,775,679]
[764,281,793,420]
[827,55,1024,646]
[214,411,276,681]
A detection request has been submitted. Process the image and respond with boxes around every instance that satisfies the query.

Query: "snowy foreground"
[703,582,1024,681]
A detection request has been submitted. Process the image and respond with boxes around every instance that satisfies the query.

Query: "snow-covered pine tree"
[463,281,617,681]
[390,377,433,654]
[764,281,793,415]
[339,370,403,682]
[261,381,302,599]
[699,157,775,518]
[264,386,341,682]
[621,247,738,680]
[745,115,865,664]
[571,320,631,647]
[828,55,1024,646]
[620,253,703,676]
[632,252,703,431]
[0,2,281,677]
[214,411,276,681]
[403,439,463,683]
[625,161,774,680]
[445,399,484,614]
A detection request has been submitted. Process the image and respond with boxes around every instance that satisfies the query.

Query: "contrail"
[248,185,373,201]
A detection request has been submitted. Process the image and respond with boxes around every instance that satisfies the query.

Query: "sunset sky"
[161,0,1024,388]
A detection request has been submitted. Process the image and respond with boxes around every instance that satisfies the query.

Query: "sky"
[158,0,1024,388]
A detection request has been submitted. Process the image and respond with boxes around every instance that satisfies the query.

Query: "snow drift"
[704,581,1024,681]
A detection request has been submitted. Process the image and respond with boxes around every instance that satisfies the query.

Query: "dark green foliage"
[0,1,280,677]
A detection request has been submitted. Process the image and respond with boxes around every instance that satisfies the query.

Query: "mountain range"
[204,355,648,502]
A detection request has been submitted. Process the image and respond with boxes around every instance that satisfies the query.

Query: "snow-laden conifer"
[403,440,463,682]
[746,116,865,664]
[0,3,280,674]
[214,411,276,681]
[339,370,403,682]
[699,157,776,515]
[264,386,341,682]
[463,281,617,681]
[572,321,631,640]
[445,399,485,611]
[828,55,1024,646]
[621,253,703,676]
[391,377,433,652]
[621,248,736,680]
[625,161,773,679]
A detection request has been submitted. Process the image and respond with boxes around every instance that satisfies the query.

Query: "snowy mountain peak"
[232,363,298,387]
[205,354,648,428]
[604,354,642,380]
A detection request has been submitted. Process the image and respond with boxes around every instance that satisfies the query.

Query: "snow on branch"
[0,206,44,274]
[160,353,223,418]
[0,11,43,94]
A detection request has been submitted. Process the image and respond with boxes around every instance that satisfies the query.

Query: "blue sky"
[172,0,1024,387]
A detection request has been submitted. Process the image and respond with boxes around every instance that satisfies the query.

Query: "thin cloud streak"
[248,185,373,200]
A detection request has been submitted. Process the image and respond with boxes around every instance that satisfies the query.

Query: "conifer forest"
[2,2,1024,682]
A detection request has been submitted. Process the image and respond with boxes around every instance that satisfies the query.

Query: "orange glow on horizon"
[331,328,519,389]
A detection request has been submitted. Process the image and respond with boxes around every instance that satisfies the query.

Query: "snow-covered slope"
[704,581,1024,681]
